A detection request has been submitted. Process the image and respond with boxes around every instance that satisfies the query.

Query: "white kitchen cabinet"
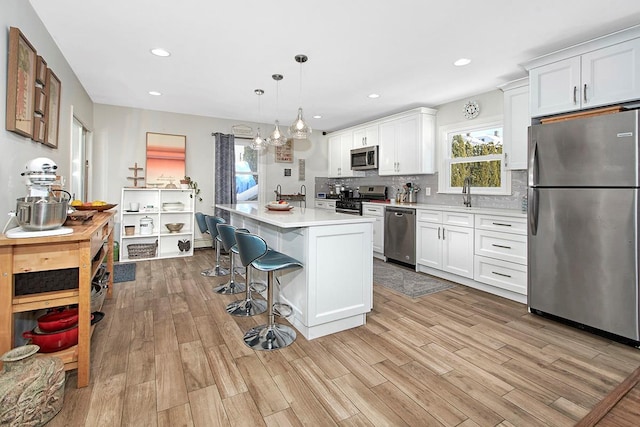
[529,37,640,117]
[378,108,437,175]
[314,199,336,211]
[416,209,474,279]
[500,79,529,170]
[119,188,194,262]
[328,131,355,178]
[353,124,378,147]
[362,203,384,259]
[473,214,527,295]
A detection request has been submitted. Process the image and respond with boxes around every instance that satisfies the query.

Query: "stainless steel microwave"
[350,146,378,170]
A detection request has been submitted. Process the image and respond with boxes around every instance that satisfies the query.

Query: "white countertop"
[217,204,375,228]
[360,201,526,218]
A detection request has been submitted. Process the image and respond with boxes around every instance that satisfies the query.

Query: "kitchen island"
[217,204,375,340]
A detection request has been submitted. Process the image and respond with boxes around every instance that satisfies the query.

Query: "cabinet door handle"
[492,271,512,278]
[504,152,508,167]
[492,243,512,249]
[583,83,587,103]
[438,226,440,239]
[492,222,512,227]
[573,86,577,104]
[442,227,445,240]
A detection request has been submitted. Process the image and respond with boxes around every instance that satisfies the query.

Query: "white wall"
[0,0,93,219]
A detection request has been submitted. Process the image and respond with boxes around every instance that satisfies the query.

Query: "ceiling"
[29,0,640,132]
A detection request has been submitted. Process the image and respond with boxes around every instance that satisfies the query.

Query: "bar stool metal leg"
[226,265,267,316]
[213,249,245,294]
[243,271,296,350]
[202,237,229,277]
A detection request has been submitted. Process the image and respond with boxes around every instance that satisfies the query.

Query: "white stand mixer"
[5,158,73,238]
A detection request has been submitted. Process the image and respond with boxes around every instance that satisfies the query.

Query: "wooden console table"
[0,211,115,388]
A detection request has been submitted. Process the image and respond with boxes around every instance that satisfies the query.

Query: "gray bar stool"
[214,224,246,295]
[202,215,229,277]
[226,229,268,316]
[235,231,303,350]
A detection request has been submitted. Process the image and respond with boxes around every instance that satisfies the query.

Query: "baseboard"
[194,237,212,249]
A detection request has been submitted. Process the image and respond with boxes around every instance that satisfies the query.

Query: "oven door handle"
[335,208,360,215]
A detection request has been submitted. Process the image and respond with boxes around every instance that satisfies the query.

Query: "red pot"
[23,325,78,353]
[37,308,79,332]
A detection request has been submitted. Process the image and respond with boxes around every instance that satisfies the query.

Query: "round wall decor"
[463,100,480,119]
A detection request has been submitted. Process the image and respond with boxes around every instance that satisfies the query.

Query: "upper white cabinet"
[500,78,529,170]
[328,131,355,178]
[378,108,437,176]
[353,124,378,147]
[529,37,640,117]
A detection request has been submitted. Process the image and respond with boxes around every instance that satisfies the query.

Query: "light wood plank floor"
[47,249,640,426]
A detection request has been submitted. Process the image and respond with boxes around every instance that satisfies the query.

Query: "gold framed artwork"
[6,27,37,138]
[44,68,61,149]
[275,138,294,163]
[35,55,47,85]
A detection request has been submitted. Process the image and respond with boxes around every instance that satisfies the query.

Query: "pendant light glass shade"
[251,127,267,151]
[289,107,312,139]
[267,120,288,147]
[289,54,312,140]
[251,89,267,151]
[267,74,288,146]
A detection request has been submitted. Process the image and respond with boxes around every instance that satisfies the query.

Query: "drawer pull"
[491,244,512,249]
[492,271,512,278]
[492,222,512,227]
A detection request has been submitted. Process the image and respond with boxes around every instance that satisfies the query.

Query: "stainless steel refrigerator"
[528,109,640,342]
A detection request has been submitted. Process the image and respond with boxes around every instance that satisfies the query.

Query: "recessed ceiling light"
[313,115,322,119]
[150,48,171,57]
[148,91,162,96]
[454,58,471,66]
[368,93,380,99]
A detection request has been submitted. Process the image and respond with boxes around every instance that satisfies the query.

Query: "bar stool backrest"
[217,224,238,251]
[195,212,208,234]
[205,216,226,240]
[235,232,269,268]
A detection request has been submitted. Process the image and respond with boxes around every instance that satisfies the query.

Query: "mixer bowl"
[16,197,69,231]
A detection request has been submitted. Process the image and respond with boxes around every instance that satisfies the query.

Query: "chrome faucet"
[275,184,282,201]
[462,176,472,207]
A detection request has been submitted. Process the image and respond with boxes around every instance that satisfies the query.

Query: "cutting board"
[65,210,97,225]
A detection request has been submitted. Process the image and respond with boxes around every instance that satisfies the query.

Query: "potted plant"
[183,176,202,202]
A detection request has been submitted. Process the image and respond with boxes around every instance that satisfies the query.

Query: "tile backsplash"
[315,170,527,211]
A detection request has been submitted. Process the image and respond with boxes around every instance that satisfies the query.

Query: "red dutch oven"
[23,325,78,353]
[37,308,79,332]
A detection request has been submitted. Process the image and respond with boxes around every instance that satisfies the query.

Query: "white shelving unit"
[119,188,195,262]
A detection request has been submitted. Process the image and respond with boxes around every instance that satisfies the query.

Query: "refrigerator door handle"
[528,136,538,187]
[528,187,538,236]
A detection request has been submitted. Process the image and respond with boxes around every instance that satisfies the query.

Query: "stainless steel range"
[335,185,387,215]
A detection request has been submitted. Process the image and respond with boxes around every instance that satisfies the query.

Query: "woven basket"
[127,240,158,259]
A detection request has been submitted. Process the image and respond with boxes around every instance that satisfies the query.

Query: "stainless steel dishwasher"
[384,207,416,265]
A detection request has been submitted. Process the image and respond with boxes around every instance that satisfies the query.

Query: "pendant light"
[288,54,312,140]
[267,74,288,147]
[251,89,267,152]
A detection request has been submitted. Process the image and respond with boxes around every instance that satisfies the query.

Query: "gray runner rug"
[373,258,455,298]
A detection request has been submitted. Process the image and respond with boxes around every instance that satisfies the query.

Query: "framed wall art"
[44,68,61,149]
[6,27,37,138]
[35,55,47,85]
[275,138,294,163]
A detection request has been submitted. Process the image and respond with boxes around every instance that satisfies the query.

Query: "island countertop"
[216,203,375,228]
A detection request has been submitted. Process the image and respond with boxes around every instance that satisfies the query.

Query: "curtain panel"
[214,132,236,222]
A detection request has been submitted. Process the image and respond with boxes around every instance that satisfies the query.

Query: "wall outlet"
[424,187,431,196]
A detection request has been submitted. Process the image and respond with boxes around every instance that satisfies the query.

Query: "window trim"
[234,137,261,203]
[438,115,511,195]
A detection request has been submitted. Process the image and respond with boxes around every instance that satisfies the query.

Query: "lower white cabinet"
[362,203,384,258]
[119,188,195,262]
[416,209,474,279]
[314,199,337,211]
[473,214,527,295]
